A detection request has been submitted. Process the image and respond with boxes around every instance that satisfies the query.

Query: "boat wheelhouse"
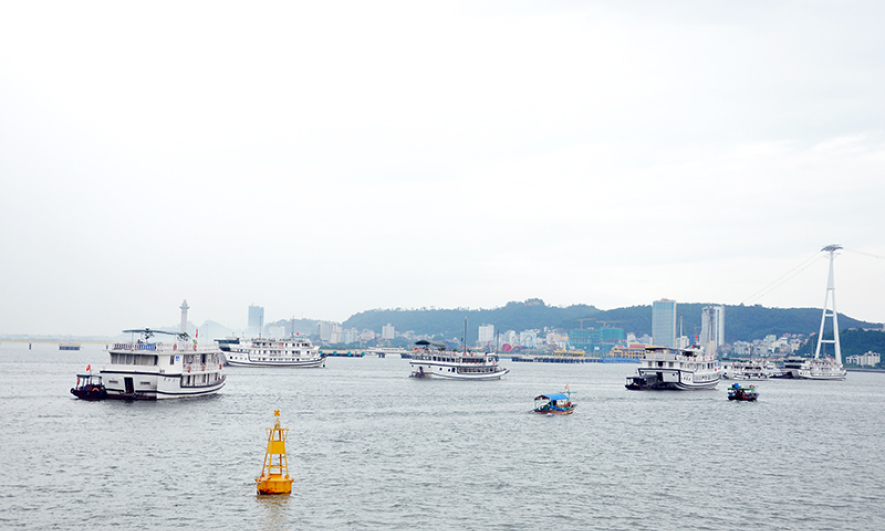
[101,329,226,400]
[220,336,324,368]
[409,340,509,380]
[625,345,721,391]
[71,369,107,401]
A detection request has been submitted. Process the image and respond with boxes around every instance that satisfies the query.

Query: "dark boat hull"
[71,386,108,401]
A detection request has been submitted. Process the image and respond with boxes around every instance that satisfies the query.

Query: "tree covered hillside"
[342,299,600,344]
[343,300,880,344]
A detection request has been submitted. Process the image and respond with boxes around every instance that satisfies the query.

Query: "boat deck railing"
[112,342,218,353]
[644,352,717,362]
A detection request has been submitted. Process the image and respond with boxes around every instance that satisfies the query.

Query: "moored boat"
[773,356,846,380]
[727,383,759,401]
[221,336,324,368]
[625,345,721,391]
[409,340,509,380]
[723,359,777,380]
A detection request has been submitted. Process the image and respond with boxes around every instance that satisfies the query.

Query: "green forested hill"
[342,299,880,344]
[794,328,885,360]
[342,299,600,344]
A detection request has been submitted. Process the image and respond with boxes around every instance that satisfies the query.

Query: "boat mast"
[463,317,467,352]
[814,244,842,364]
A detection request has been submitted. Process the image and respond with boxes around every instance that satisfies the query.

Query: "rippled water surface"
[2,342,884,530]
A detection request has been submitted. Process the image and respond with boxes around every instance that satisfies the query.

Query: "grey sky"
[2,1,884,336]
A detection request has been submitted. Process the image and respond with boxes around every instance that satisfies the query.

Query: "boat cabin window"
[170,356,175,365]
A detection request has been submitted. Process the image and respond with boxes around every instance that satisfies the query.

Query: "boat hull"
[626,371,720,391]
[533,406,576,415]
[226,357,324,368]
[70,386,108,401]
[101,370,226,400]
[410,366,510,380]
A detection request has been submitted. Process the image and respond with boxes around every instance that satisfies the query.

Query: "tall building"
[478,324,495,346]
[652,299,677,348]
[382,323,395,340]
[179,299,189,335]
[248,305,265,337]
[318,321,333,342]
[700,306,725,356]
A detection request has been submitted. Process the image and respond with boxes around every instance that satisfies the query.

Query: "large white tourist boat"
[625,345,721,390]
[409,340,510,380]
[101,328,226,400]
[776,356,846,380]
[220,336,325,368]
[723,359,778,380]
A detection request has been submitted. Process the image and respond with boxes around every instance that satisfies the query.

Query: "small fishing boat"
[71,367,108,401]
[533,390,576,414]
[727,383,758,402]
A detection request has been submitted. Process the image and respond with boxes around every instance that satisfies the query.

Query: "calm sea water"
[2,342,884,530]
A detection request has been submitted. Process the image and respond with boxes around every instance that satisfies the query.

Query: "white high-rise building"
[382,323,395,340]
[179,299,189,335]
[652,299,677,348]
[701,305,725,356]
[248,305,264,337]
[318,321,334,342]
[478,324,495,346]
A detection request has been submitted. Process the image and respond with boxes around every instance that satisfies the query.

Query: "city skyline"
[2,2,884,336]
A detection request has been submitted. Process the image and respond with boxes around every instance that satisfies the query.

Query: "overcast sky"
[2,1,884,336]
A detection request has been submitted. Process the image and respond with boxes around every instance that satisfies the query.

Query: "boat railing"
[113,342,167,351]
[644,352,716,362]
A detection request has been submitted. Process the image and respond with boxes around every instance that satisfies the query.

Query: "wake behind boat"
[625,345,721,391]
[220,336,325,368]
[409,340,509,380]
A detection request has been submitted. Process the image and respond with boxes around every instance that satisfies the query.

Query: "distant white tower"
[814,245,842,364]
[180,299,189,335]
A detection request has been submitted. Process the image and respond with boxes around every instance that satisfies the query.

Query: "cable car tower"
[814,244,842,364]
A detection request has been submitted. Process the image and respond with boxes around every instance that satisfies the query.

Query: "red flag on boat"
[196,329,199,338]
[86,364,91,371]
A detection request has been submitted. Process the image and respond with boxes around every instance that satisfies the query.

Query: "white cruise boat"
[625,345,721,390]
[723,359,777,380]
[776,356,846,380]
[409,340,509,380]
[101,329,226,400]
[220,336,324,368]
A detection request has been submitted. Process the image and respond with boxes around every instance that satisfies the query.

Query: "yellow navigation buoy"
[255,410,294,495]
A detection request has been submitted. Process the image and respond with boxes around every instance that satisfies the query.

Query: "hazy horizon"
[3,1,884,336]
